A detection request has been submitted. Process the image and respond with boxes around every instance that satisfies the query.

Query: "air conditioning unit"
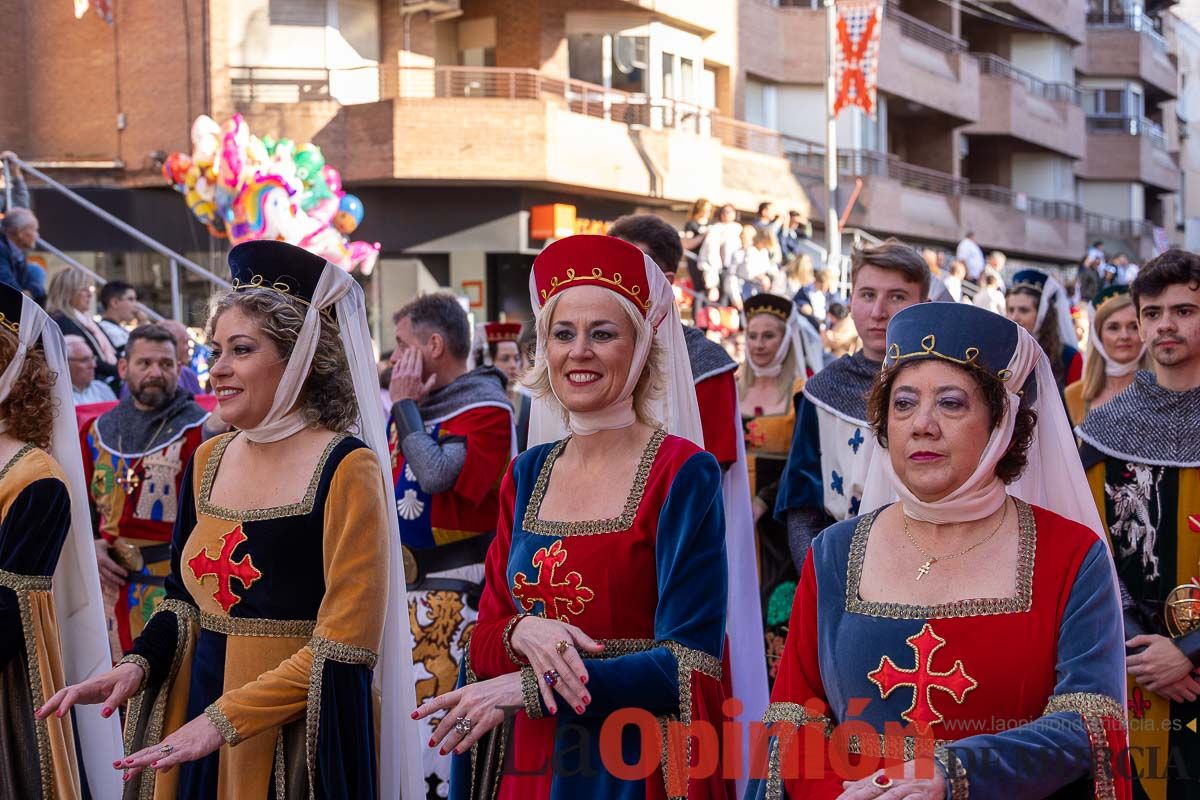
[400,0,462,20]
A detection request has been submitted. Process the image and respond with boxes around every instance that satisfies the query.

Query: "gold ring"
[159,744,175,756]
[871,772,893,789]
[555,640,571,655]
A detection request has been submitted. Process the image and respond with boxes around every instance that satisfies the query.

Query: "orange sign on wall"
[530,204,576,240]
[530,204,613,240]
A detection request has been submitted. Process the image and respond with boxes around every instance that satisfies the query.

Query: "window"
[1086,87,1143,117]
[611,35,649,94]
[662,52,677,99]
[269,0,326,26]
[568,34,605,86]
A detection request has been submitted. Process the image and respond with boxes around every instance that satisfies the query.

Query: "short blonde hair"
[521,291,664,429]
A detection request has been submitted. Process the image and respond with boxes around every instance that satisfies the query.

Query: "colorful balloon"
[164,115,375,273]
[333,194,363,234]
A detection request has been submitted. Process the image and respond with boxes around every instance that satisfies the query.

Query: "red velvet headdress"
[531,235,652,316]
[484,322,522,344]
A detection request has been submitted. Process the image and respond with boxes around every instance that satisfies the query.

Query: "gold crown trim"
[486,331,521,342]
[746,305,789,322]
[538,266,651,312]
[232,275,333,319]
[1009,278,1045,293]
[1092,291,1128,314]
[886,334,1011,381]
[0,312,19,335]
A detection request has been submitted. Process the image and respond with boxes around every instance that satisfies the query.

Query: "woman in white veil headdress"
[1005,268,1084,390]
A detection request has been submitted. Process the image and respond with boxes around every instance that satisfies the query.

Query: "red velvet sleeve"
[695,369,738,469]
[764,551,844,798]
[466,462,523,680]
[1067,351,1083,385]
[452,407,514,505]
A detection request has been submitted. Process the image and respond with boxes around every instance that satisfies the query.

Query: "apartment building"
[0,0,1184,326]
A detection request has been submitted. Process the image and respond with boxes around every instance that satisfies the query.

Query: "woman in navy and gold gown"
[737,294,821,682]
[749,302,1129,799]
[40,241,424,799]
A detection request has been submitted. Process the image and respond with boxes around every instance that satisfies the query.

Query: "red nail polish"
[411,711,419,720]
[583,695,590,703]
[575,705,583,713]
[428,738,436,747]
[151,762,158,768]
[123,774,129,783]
[439,748,447,756]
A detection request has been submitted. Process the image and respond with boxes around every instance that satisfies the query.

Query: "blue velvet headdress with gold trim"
[883,302,1021,382]
[228,240,333,318]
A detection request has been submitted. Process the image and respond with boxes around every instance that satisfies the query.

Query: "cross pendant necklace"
[916,558,935,581]
[902,499,1008,582]
[115,416,172,496]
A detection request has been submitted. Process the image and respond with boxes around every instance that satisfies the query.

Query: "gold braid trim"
[503,614,529,666]
[1042,692,1125,800]
[762,701,831,729]
[12,585,52,799]
[0,567,52,592]
[305,636,379,800]
[132,599,198,800]
[934,745,969,800]
[115,654,151,693]
[204,703,242,746]
[580,638,721,800]
[520,666,544,720]
[200,612,316,638]
[274,730,287,800]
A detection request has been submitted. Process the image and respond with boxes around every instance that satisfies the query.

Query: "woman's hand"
[36,661,144,721]
[117,713,224,780]
[415,671,523,756]
[836,762,946,800]
[510,616,604,715]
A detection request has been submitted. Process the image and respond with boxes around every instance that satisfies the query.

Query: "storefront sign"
[530,203,612,240]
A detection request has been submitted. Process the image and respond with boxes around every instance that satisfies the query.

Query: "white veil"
[0,294,123,799]
[1034,273,1079,352]
[233,260,424,800]
[526,251,704,448]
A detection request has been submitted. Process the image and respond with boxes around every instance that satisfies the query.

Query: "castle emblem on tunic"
[512,539,595,622]
[135,440,184,522]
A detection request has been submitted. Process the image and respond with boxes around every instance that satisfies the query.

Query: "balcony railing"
[965,185,1084,221]
[391,66,715,135]
[1086,10,1168,50]
[1086,115,1168,150]
[231,66,334,103]
[888,6,967,53]
[1083,212,1156,238]
[972,53,1082,106]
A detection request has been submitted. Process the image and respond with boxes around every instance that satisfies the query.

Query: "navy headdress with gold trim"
[1009,268,1049,294]
[883,302,1022,384]
[228,240,333,317]
[0,282,23,336]
[1090,283,1129,313]
[744,293,794,323]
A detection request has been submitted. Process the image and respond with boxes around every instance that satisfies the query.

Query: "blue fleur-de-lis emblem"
[830,471,845,496]
[849,496,861,516]
[848,428,864,454]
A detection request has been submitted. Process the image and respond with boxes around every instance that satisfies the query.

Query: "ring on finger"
[871,773,893,789]
[159,744,175,756]
[555,640,571,655]
[453,716,473,735]
[543,669,560,687]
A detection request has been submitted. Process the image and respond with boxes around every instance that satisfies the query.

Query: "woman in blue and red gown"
[748,302,1129,799]
[416,234,733,799]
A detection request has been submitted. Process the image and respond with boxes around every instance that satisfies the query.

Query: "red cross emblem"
[187,525,263,613]
[834,10,881,116]
[512,540,595,622]
[868,623,978,728]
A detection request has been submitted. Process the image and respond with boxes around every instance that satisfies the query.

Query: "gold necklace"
[903,499,1009,582]
[115,416,172,495]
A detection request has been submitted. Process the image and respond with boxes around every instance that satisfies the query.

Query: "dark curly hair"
[866,358,1038,484]
[208,288,358,433]
[0,332,56,449]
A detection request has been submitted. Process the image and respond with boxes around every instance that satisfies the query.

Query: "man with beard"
[1077,249,1200,796]
[82,323,211,655]
[387,293,513,799]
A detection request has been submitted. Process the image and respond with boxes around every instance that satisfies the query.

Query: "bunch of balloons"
[162,114,381,275]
